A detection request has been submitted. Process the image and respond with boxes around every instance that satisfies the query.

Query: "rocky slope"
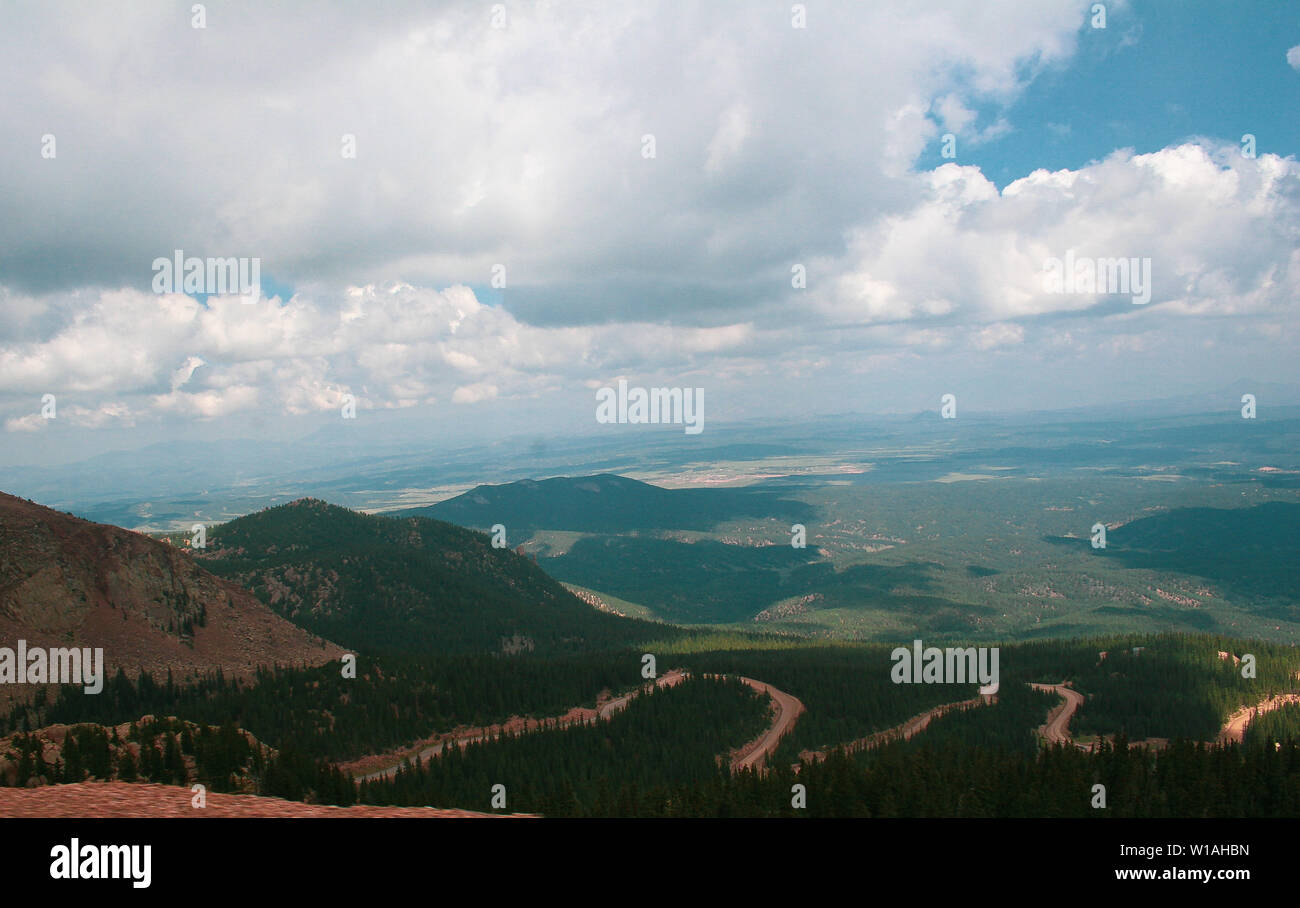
[0,492,344,705]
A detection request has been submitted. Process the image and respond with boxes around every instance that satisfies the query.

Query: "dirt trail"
[355,670,688,782]
[729,677,806,772]
[796,680,1076,765]
[351,672,1300,786]
[1031,682,1157,751]
[597,669,688,720]
[797,695,991,767]
[1031,682,1299,750]
[354,669,801,782]
[1030,682,1083,745]
[1216,693,1300,744]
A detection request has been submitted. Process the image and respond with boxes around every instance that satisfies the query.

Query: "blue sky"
[919,0,1300,183]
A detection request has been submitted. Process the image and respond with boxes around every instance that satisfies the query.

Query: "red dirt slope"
[0,492,343,704]
[0,782,526,817]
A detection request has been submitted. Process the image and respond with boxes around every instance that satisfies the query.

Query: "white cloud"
[705,104,751,174]
[934,94,977,134]
[0,281,763,428]
[170,356,206,391]
[972,323,1025,350]
[814,144,1299,326]
[452,383,499,404]
[3,136,1296,435]
[1288,45,1300,72]
[0,4,1294,445]
[4,413,45,433]
[152,386,259,420]
[0,0,1087,311]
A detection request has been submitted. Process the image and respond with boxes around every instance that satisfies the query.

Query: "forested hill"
[399,473,813,533]
[196,498,665,656]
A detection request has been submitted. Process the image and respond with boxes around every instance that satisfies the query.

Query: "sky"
[0,0,1297,469]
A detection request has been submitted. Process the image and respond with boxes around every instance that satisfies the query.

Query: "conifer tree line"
[2,717,262,792]
[4,653,647,761]
[359,674,770,814]
[2,632,1297,814]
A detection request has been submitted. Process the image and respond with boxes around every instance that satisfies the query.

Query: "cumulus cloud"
[170,356,206,391]
[972,323,1026,350]
[0,0,1086,316]
[1289,45,1300,72]
[813,144,1299,326]
[0,282,760,428]
[3,134,1297,434]
[931,95,1010,147]
[452,383,499,404]
[0,3,1295,444]
[4,413,45,433]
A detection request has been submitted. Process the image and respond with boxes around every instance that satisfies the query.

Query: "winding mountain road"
[354,670,1299,787]
[356,670,688,783]
[1030,682,1084,745]
[729,677,806,772]
[1028,681,1296,750]
[797,694,990,767]
[597,669,688,720]
[1216,693,1300,744]
[356,669,801,782]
